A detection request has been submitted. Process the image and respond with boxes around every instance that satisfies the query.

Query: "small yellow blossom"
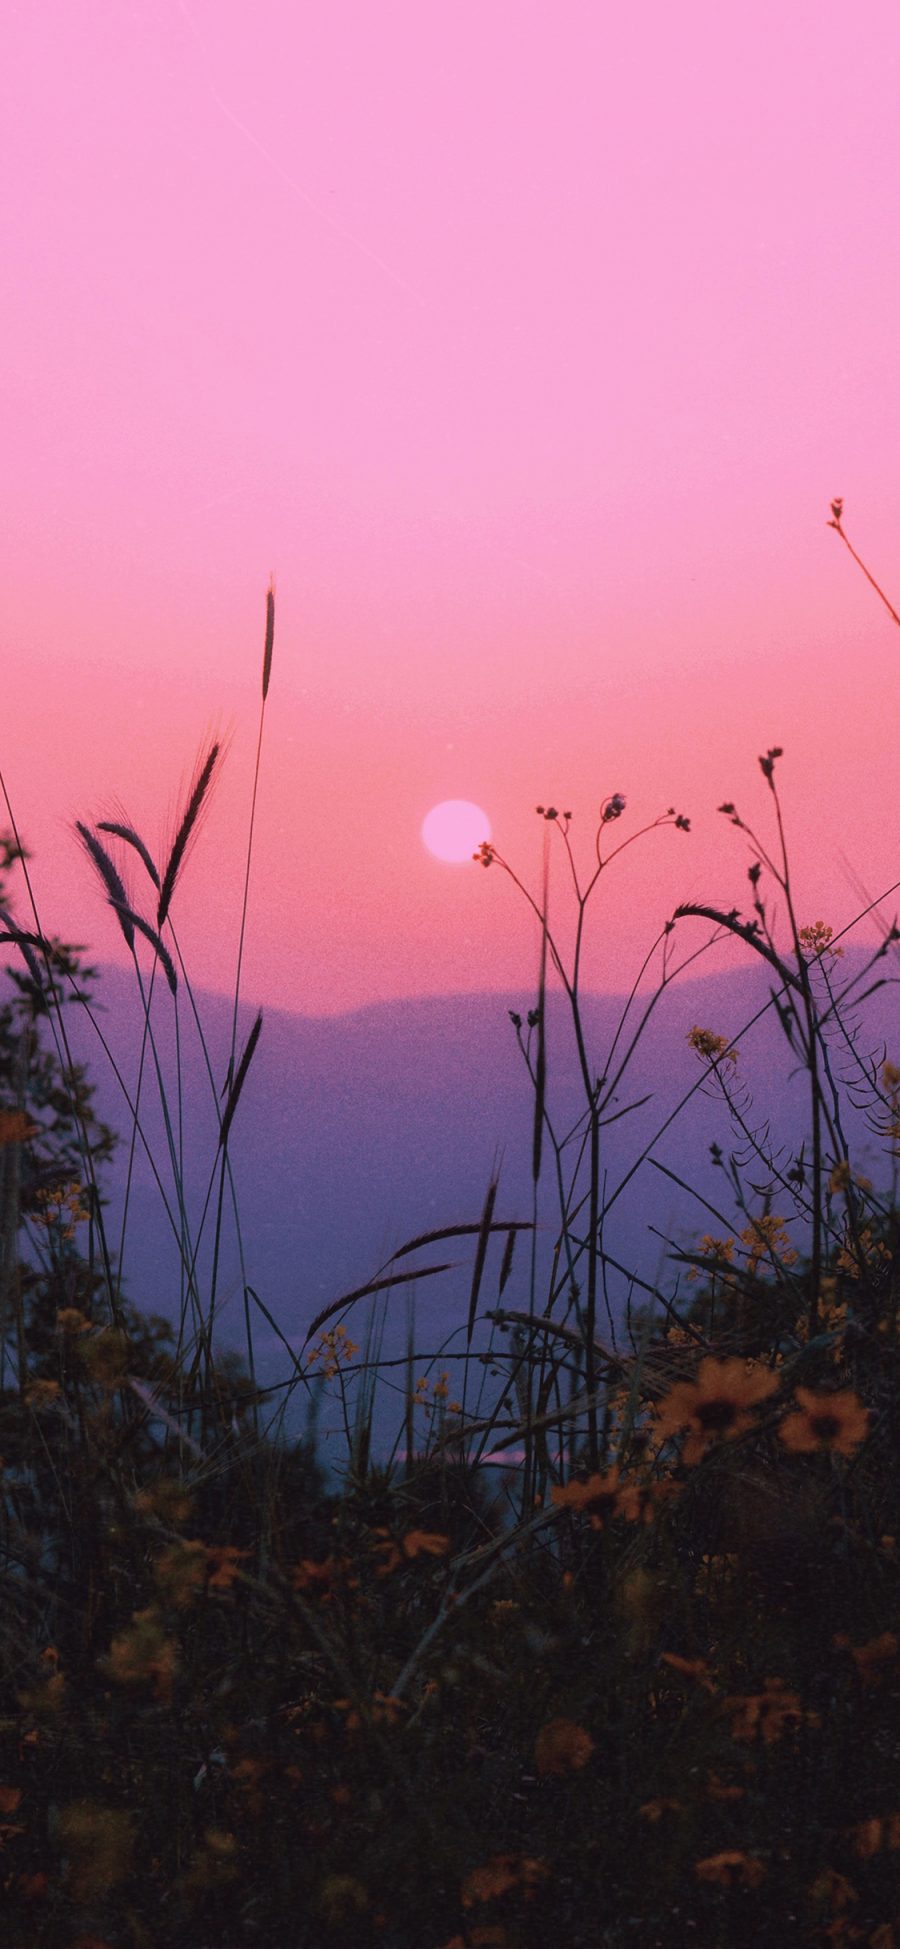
[740,1213,797,1275]
[104,1607,179,1705]
[653,1357,778,1465]
[688,1026,738,1065]
[58,1801,135,1903]
[833,1631,899,1688]
[32,1179,89,1239]
[534,1718,595,1775]
[799,921,843,961]
[462,1853,548,1907]
[725,1677,816,1745]
[695,1851,766,1888]
[305,1323,358,1379]
[24,1379,61,1411]
[778,1386,869,1457]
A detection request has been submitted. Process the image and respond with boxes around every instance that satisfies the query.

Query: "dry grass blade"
[157,740,221,928]
[384,1217,532,1267]
[498,1225,517,1297]
[673,902,802,991]
[466,1172,499,1344]
[219,1009,263,1149]
[262,579,275,701]
[302,1261,455,1347]
[97,821,161,891]
[108,903,178,996]
[76,823,135,951]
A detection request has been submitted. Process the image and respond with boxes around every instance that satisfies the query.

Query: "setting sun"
[421,800,491,863]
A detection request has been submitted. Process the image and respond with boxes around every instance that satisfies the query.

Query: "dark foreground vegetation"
[1,517,899,1945]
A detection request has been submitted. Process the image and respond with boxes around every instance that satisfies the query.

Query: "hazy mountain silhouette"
[43,944,898,1401]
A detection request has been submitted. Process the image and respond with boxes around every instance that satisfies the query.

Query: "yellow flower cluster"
[0,1108,37,1146]
[798,920,843,960]
[687,1026,738,1065]
[739,1213,797,1275]
[305,1322,358,1378]
[32,1179,89,1240]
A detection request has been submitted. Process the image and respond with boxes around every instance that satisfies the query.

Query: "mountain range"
[41,943,897,1417]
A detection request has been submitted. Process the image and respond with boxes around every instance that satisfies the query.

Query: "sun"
[421,800,491,863]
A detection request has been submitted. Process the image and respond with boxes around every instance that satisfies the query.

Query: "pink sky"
[4,0,900,1015]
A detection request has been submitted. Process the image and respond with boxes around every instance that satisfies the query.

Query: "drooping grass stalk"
[206,584,275,1399]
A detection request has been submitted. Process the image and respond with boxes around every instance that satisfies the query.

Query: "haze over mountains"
[48,943,899,1404]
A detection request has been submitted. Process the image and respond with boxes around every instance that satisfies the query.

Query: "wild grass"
[1,516,899,1946]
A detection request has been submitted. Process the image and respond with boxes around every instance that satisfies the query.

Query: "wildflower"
[0,1108,37,1145]
[474,842,495,867]
[687,1234,735,1283]
[32,1178,89,1239]
[372,1528,450,1577]
[55,1306,91,1335]
[551,1466,624,1526]
[316,1874,369,1926]
[488,1600,519,1626]
[828,1161,852,1195]
[440,1933,508,1949]
[133,1477,194,1525]
[402,1528,450,1560]
[104,1607,179,1705]
[639,1797,682,1821]
[534,1717,595,1775]
[207,1544,250,1590]
[81,1327,130,1388]
[182,1828,239,1895]
[739,1212,797,1274]
[305,1323,357,1379]
[725,1678,814,1744]
[0,1784,22,1816]
[833,1631,899,1687]
[836,1225,889,1277]
[24,1379,61,1411]
[778,1386,869,1457]
[799,921,843,961]
[601,792,626,822]
[462,1854,549,1906]
[659,1652,717,1694]
[153,1538,208,1608]
[652,1356,778,1465]
[58,1802,135,1904]
[292,1554,357,1600]
[688,1025,738,1065]
[809,1867,858,1914]
[848,1814,900,1859]
[706,1771,744,1801]
[695,1851,766,1888]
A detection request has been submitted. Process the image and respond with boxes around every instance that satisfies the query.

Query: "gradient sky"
[4,0,900,1015]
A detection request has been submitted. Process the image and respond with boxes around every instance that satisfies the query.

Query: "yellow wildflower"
[799,921,843,960]
[688,1026,738,1065]
[778,1386,869,1457]
[534,1717,595,1776]
[653,1356,778,1465]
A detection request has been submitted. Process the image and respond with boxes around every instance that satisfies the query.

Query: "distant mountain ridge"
[36,944,897,1390]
